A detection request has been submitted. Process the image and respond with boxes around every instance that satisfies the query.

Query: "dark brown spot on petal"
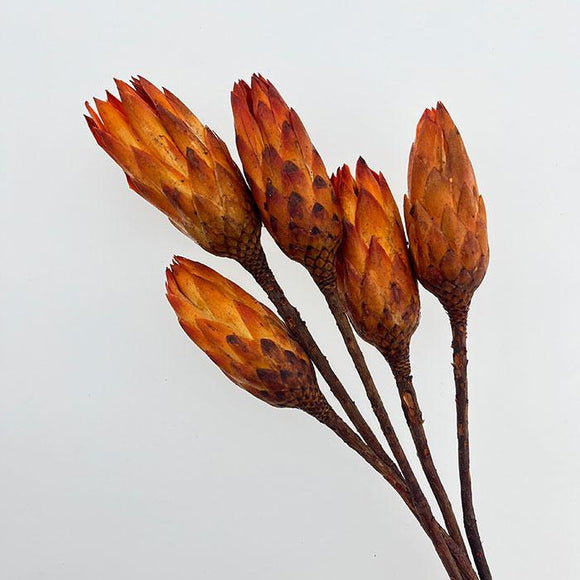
[280,369,293,380]
[262,145,280,169]
[162,186,180,207]
[288,191,304,218]
[284,350,298,364]
[270,216,278,233]
[310,226,321,235]
[226,335,242,346]
[390,282,403,304]
[185,148,201,171]
[312,202,324,216]
[283,160,300,175]
[332,213,340,222]
[289,221,297,230]
[288,191,303,206]
[265,180,277,199]
[260,338,278,356]
[256,368,280,388]
[313,175,327,189]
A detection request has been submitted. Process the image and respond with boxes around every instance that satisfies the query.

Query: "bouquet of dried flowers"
[85,74,490,579]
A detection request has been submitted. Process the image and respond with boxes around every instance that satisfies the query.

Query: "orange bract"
[85,77,261,262]
[166,257,322,410]
[333,159,420,355]
[405,103,489,311]
[231,74,342,288]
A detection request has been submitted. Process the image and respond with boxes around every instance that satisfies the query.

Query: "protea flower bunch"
[85,74,491,580]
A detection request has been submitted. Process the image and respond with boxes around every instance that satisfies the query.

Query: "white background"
[2,1,579,578]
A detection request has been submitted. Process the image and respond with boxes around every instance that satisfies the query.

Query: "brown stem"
[240,248,401,480]
[449,306,492,580]
[241,249,477,579]
[320,281,422,479]
[384,344,469,560]
[311,398,478,580]
[317,281,476,580]
[307,399,466,580]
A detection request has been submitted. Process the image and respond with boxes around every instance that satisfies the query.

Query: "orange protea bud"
[404,103,489,312]
[166,257,325,413]
[231,74,342,289]
[85,76,261,263]
[332,159,420,356]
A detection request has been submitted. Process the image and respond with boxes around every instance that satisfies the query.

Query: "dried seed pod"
[85,76,261,263]
[231,74,342,288]
[404,103,489,312]
[333,158,420,356]
[166,257,324,413]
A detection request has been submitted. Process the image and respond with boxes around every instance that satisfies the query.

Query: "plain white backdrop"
[2,0,579,578]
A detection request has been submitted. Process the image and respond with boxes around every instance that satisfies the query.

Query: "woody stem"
[240,247,401,480]
[448,305,492,580]
[317,280,475,579]
[383,343,469,560]
[308,400,469,580]
[320,280,422,478]
[242,250,476,578]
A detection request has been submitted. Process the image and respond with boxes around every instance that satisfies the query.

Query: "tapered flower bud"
[231,74,342,288]
[404,103,489,312]
[332,159,420,356]
[85,76,261,263]
[166,257,325,413]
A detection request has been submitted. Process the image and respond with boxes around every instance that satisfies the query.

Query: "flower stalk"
[449,305,491,580]
[384,343,469,560]
[308,400,468,580]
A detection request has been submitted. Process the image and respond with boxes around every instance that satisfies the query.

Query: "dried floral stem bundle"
[85,74,491,579]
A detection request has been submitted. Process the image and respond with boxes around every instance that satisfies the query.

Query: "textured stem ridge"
[385,344,469,560]
[241,247,401,480]
[449,306,492,580]
[307,400,467,580]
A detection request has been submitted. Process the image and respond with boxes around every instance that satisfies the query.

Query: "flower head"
[231,74,342,288]
[166,257,323,411]
[333,159,420,356]
[404,103,489,311]
[85,77,261,263]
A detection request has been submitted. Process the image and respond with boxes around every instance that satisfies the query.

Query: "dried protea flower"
[332,159,420,358]
[166,257,326,414]
[404,102,489,312]
[85,76,261,263]
[231,74,342,289]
